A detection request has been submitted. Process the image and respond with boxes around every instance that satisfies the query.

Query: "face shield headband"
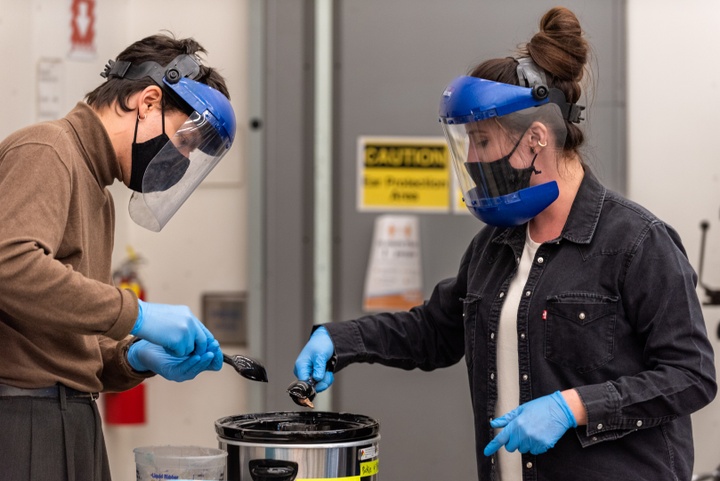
[101,54,237,231]
[439,75,582,227]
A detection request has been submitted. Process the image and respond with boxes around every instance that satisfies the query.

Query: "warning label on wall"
[69,0,96,59]
[357,136,451,212]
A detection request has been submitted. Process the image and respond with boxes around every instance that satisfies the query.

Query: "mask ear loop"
[133,110,144,143]
[527,138,546,175]
[508,129,544,176]
[135,98,166,143]
[160,96,166,134]
[529,152,542,175]
[134,98,165,143]
[526,134,545,176]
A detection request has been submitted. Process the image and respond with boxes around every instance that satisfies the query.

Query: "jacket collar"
[63,102,121,188]
[559,168,606,244]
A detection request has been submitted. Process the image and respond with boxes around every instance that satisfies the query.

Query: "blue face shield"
[102,54,237,231]
[438,75,582,227]
[128,78,236,231]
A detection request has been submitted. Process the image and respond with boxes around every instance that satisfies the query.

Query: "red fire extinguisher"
[104,246,147,425]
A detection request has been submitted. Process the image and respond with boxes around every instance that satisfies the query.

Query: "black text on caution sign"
[357,136,451,212]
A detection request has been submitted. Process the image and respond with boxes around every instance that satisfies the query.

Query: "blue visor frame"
[163,77,236,150]
[439,76,549,125]
[439,75,584,126]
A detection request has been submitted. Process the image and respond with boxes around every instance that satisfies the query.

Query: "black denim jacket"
[326,170,717,481]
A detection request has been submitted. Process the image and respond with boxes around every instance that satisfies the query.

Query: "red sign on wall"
[70,0,96,58]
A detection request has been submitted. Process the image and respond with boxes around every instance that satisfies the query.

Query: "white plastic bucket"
[134,445,227,480]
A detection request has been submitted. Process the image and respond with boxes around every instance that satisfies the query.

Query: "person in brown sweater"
[0,34,236,480]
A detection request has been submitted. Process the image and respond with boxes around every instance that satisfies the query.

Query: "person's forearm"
[562,388,587,425]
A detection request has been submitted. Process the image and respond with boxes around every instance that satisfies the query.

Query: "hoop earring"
[538,140,547,147]
[137,113,146,121]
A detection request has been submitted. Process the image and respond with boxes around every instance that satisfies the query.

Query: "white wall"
[628,0,720,473]
[0,1,251,479]
[0,2,33,135]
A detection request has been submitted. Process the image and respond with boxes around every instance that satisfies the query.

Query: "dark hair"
[85,33,230,113]
[469,7,589,154]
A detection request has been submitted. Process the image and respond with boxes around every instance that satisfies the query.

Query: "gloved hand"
[131,300,215,357]
[484,391,577,456]
[127,339,222,382]
[293,326,335,392]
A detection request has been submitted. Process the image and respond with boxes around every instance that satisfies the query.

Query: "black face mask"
[129,108,190,193]
[464,135,540,199]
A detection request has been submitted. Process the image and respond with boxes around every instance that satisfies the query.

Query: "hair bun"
[526,7,588,82]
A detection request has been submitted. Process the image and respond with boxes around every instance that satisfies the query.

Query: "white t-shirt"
[496,228,541,481]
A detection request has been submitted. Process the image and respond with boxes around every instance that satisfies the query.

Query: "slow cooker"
[216,411,380,481]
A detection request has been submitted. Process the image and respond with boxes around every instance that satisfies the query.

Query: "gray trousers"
[0,386,111,481]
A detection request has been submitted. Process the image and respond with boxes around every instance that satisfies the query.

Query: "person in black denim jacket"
[293,7,716,481]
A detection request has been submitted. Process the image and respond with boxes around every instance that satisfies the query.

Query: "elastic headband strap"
[516,56,585,124]
[516,57,547,88]
[100,54,202,116]
[101,54,202,85]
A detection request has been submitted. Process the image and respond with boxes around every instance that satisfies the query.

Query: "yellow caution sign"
[358,136,451,212]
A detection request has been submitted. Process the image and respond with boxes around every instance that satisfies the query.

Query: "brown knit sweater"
[0,102,152,392]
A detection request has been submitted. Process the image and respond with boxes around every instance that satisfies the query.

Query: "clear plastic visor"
[442,103,566,207]
[128,110,232,231]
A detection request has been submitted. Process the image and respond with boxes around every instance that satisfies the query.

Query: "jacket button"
[522,374,528,381]
[520,333,526,340]
[578,312,586,320]
[597,423,604,430]
[490,372,495,380]
[636,420,643,427]
[537,257,544,264]
[524,290,532,297]
[490,332,495,340]
[499,292,505,298]
[526,462,533,469]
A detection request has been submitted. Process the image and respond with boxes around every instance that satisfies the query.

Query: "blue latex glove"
[127,339,222,382]
[293,326,335,392]
[131,300,215,357]
[484,391,577,456]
